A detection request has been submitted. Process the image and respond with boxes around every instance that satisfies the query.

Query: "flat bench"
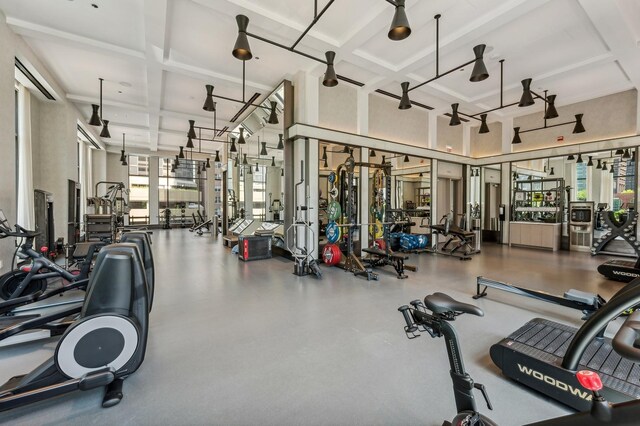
[361,247,414,279]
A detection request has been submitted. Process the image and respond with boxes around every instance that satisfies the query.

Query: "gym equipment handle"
[612,310,640,363]
[398,305,417,333]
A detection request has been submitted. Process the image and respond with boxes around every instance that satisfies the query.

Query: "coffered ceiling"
[1,0,638,154]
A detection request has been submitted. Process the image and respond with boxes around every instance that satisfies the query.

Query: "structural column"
[357,88,370,252]
[148,156,159,224]
[500,161,511,244]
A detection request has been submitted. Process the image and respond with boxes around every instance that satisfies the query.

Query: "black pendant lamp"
[512,172,518,180]
[404,155,410,163]
[596,159,602,169]
[323,158,328,168]
[260,141,268,156]
[323,51,338,87]
[171,163,176,173]
[322,146,327,161]
[567,154,575,161]
[248,164,253,175]
[576,154,583,164]
[449,103,461,126]
[120,133,127,166]
[381,155,386,165]
[281,168,284,177]
[388,0,411,41]
[230,137,237,153]
[213,151,219,163]
[572,114,585,134]
[203,85,216,111]
[100,119,111,138]
[479,114,489,134]
[610,163,614,173]
[255,162,259,172]
[238,128,246,144]
[175,155,180,167]
[187,120,196,139]
[179,146,185,159]
[549,167,555,176]
[615,148,625,155]
[519,78,535,107]
[601,161,607,172]
[398,82,411,110]
[197,165,201,175]
[202,162,207,172]
[370,149,376,157]
[343,145,350,154]
[232,15,252,60]
[277,134,284,149]
[186,136,194,149]
[234,155,239,167]
[511,127,522,144]
[544,94,558,119]
[587,156,593,166]
[267,101,279,124]
[470,44,489,82]
[243,153,248,165]
[271,156,275,167]
[623,148,631,159]
[89,104,101,126]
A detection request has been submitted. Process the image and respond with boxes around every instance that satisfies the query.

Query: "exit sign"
[557,136,564,142]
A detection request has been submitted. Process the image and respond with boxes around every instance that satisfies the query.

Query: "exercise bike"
[398,293,640,425]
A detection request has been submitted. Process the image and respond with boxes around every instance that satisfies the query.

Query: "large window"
[158,158,206,225]
[575,162,587,201]
[129,155,150,224]
[612,156,636,220]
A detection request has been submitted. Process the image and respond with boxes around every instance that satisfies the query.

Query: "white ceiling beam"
[6,17,146,61]
[67,93,148,112]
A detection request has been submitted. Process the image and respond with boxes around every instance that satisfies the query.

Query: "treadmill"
[491,278,640,412]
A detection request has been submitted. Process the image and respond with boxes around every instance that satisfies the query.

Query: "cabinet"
[512,177,565,223]
[510,222,561,251]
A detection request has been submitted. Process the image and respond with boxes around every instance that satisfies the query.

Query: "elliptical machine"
[398,293,640,425]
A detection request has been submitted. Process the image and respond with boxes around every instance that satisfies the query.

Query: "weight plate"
[328,172,336,184]
[326,222,341,244]
[329,186,339,200]
[327,201,342,221]
[369,220,384,239]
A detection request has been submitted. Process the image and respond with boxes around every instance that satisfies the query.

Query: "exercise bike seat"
[424,292,484,317]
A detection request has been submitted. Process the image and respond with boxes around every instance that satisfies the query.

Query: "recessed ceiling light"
[91,3,98,8]
[119,81,132,87]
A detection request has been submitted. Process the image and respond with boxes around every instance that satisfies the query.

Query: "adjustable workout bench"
[361,247,417,279]
[428,221,479,261]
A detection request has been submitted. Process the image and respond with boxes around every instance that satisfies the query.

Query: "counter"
[509,221,561,251]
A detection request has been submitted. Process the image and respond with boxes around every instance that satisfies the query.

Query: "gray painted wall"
[368,93,428,147]
[437,116,463,154]
[319,83,358,133]
[471,120,503,157]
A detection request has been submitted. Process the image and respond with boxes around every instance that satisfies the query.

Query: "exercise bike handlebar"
[0,223,41,239]
[398,305,418,333]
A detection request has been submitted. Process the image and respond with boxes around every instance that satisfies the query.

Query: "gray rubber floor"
[0,230,628,425]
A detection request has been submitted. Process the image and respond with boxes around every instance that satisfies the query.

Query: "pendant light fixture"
[511,127,522,144]
[544,94,558,119]
[549,167,555,176]
[370,149,376,158]
[255,162,259,172]
[323,157,328,168]
[234,155,239,167]
[186,136,194,149]
[601,161,607,172]
[396,14,488,110]
[88,100,101,126]
[188,120,197,139]
[513,172,518,180]
[277,134,284,150]
[623,148,631,159]
[179,146,185,159]
[248,164,253,175]
[230,137,237,153]
[573,114,585,133]
[197,166,201,176]
[587,156,593,166]
[398,82,411,110]
[175,155,180,167]
[203,85,216,111]
[567,154,575,161]
[479,114,489,134]
[232,13,340,87]
[271,156,275,167]
[281,168,284,177]
[171,163,176,173]
[120,133,127,166]
[404,155,410,163]
[514,113,585,144]
[518,78,535,107]
[322,146,327,161]
[238,127,246,144]
[449,103,461,126]
[100,119,111,138]
[343,145,350,154]
[596,159,602,169]
[615,148,625,155]
[243,154,248,165]
[576,154,583,164]
[213,150,219,163]
[267,101,279,124]
[381,155,386,165]
[260,141,268,156]
[388,0,411,41]
[610,163,615,173]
